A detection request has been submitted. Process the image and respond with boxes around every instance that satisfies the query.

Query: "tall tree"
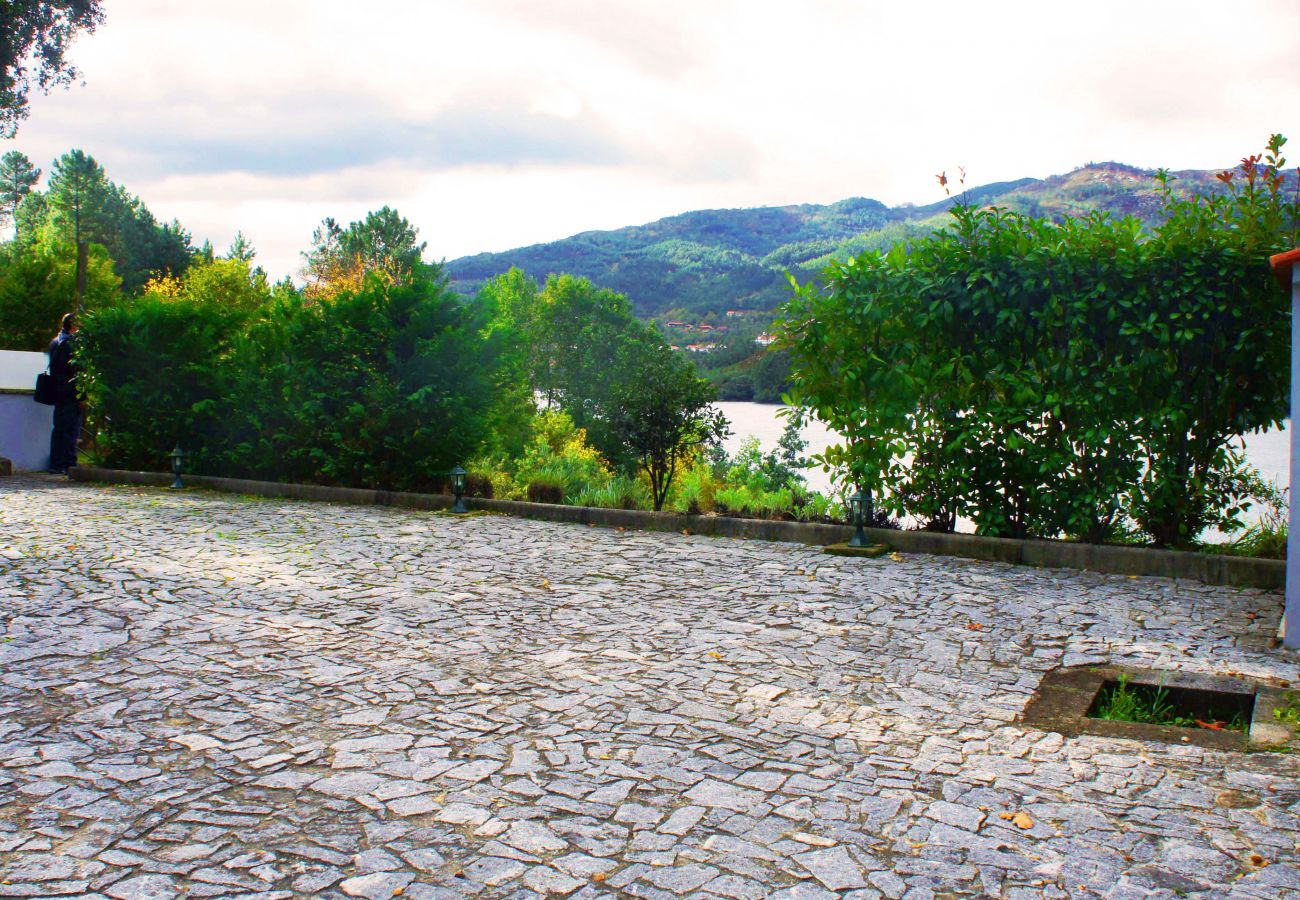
[45,147,109,247]
[37,149,193,290]
[302,206,427,294]
[0,149,40,235]
[227,231,255,262]
[1,1,105,137]
[607,339,728,511]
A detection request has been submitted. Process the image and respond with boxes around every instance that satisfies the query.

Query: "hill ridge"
[445,163,1226,319]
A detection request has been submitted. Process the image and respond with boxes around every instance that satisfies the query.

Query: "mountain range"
[446,163,1227,320]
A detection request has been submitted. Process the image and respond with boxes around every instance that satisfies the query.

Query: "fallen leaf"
[1195,719,1225,731]
[999,812,1014,821]
[593,873,607,883]
[889,552,903,562]
[1011,811,1033,829]
[1250,854,1268,867]
[393,889,404,897]
[708,651,722,660]
[966,622,984,631]
[541,579,551,590]
[682,529,690,535]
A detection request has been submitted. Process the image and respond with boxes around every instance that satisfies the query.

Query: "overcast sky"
[6,0,1299,281]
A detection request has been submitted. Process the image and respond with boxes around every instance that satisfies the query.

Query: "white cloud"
[4,0,1297,281]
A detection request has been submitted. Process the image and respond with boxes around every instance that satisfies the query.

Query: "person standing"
[46,312,81,475]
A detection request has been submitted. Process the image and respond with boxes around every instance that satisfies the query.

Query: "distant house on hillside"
[665,321,691,330]
[725,309,752,318]
[754,333,776,346]
[685,343,719,353]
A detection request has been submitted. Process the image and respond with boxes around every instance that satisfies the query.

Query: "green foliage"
[0,235,119,350]
[1,1,105,137]
[0,150,40,234]
[572,474,652,511]
[1092,674,1248,732]
[469,268,540,461]
[30,148,193,291]
[606,339,728,510]
[45,148,109,247]
[777,136,1297,546]
[1204,467,1289,560]
[478,268,723,492]
[223,275,494,491]
[720,420,808,494]
[506,410,611,502]
[78,294,242,471]
[167,257,273,312]
[303,206,428,289]
[1275,693,1300,729]
[531,273,644,452]
[79,263,500,492]
[1092,674,1185,726]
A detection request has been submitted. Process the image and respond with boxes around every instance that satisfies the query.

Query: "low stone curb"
[68,466,1284,590]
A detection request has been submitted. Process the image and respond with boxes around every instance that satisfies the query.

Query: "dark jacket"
[46,331,79,405]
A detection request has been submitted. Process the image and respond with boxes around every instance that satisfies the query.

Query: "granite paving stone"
[1,474,1298,897]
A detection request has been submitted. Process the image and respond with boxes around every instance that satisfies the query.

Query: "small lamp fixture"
[847,487,869,547]
[169,444,187,490]
[450,465,468,513]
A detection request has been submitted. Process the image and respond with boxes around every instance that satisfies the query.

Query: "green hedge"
[80,273,500,491]
[777,138,1297,546]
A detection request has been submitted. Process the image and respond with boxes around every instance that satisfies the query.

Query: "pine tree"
[46,148,110,247]
[227,231,255,262]
[0,150,40,236]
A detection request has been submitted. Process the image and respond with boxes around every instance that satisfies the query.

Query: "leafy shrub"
[778,136,1298,546]
[0,238,120,350]
[506,410,611,501]
[80,267,501,492]
[669,457,720,514]
[78,295,243,471]
[572,475,651,510]
[715,484,796,519]
[1204,466,1288,559]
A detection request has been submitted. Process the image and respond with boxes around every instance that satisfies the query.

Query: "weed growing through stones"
[1091,674,1250,732]
[1275,693,1300,729]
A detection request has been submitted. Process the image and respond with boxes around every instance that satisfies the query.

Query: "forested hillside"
[447,163,1225,319]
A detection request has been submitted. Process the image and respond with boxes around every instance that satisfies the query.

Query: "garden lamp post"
[450,465,468,513]
[169,444,187,490]
[848,487,869,548]
[1271,247,1300,650]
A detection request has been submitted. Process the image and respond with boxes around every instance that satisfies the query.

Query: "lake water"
[716,401,1291,535]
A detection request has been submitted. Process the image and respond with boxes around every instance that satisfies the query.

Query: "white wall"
[0,350,52,471]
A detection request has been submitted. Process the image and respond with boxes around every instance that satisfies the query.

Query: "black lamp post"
[169,444,187,490]
[847,487,869,547]
[450,465,468,513]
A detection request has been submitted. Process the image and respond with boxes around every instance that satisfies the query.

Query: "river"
[716,401,1291,535]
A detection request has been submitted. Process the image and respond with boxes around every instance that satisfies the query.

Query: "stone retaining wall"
[70,466,1284,590]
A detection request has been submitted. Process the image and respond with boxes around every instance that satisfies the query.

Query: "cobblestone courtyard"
[2,476,1299,899]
